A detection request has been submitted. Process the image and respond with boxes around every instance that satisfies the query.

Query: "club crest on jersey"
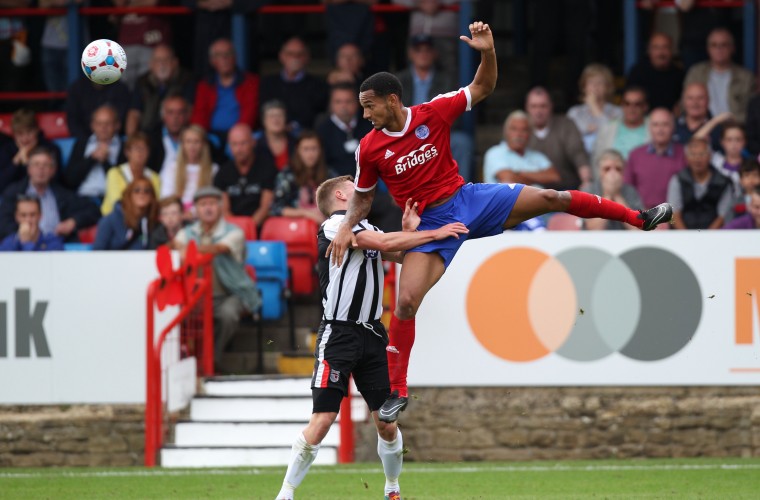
[330,369,340,383]
[363,249,379,259]
[415,124,430,139]
[395,144,438,174]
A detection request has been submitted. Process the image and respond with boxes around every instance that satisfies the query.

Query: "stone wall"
[0,405,144,467]
[356,387,760,462]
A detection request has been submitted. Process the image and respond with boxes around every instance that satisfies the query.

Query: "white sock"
[276,433,320,499]
[377,429,403,494]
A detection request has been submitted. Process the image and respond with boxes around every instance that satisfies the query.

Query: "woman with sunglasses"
[93,178,159,250]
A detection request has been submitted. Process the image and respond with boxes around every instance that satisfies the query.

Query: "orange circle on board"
[467,248,556,362]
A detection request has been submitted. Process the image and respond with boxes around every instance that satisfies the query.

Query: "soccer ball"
[81,39,127,85]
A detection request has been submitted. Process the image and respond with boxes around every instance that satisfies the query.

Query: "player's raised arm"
[461,21,497,107]
[328,186,376,266]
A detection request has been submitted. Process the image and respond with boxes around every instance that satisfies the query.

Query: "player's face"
[359,90,392,130]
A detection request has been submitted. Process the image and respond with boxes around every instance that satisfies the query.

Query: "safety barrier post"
[338,389,354,463]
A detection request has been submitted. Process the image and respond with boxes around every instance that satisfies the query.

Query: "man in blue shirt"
[0,194,63,251]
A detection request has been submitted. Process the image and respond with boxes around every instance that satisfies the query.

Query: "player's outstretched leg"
[275,412,335,500]
[375,416,404,500]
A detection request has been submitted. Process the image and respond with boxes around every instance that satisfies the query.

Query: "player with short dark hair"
[275,175,467,500]
[328,21,674,423]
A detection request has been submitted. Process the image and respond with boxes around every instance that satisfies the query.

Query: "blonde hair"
[578,63,615,102]
[174,125,214,198]
[316,175,354,218]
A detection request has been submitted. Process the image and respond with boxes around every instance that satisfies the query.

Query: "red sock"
[566,190,643,229]
[386,316,415,398]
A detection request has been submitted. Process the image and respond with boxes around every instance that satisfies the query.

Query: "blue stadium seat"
[64,242,93,251]
[53,137,76,170]
[245,241,289,320]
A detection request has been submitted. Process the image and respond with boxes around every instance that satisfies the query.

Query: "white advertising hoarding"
[410,231,760,386]
[0,252,177,404]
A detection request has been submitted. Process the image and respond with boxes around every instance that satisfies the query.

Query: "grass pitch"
[2,458,760,499]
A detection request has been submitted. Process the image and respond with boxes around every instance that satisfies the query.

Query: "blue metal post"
[67,0,82,84]
[232,13,248,72]
[623,0,638,74]
[458,0,474,134]
[743,0,756,73]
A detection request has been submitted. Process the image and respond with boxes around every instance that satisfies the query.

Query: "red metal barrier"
[144,248,214,467]
[338,389,354,463]
[635,1,745,7]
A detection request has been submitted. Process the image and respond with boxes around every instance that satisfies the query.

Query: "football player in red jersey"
[329,21,673,423]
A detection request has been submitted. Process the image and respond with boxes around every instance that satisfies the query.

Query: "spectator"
[255,100,295,172]
[334,42,366,84]
[567,63,622,154]
[0,146,100,242]
[66,104,126,200]
[101,132,161,215]
[173,185,260,366]
[626,108,687,210]
[0,6,31,93]
[40,0,75,93]
[725,160,760,224]
[214,123,276,228]
[326,68,356,87]
[392,0,459,74]
[668,137,732,230]
[626,32,685,111]
[93,178,158,250]
[113,0,173,90]
[676,0,735,70]
[724,186,760,230]
[64,76,131,139]
[746,94,760,157]
[482,110,560,186]
[0,109,62,194]
[259,37,329,132]
[582,149,643,231]
[191,38,259,144]
[683,28,755,123]
[147,94,191,178]
[711,123,748,194]
[271,131,335,224]
[525,87,591,190]
[160,124,218,215]
[126,44,195,136]
[592,86,650,169]
[149,195,184,248]
[674,82,724,150]
[317,82,373,176]
[0,195,64,251]
[324,1,375,66]
[395,33,474,182]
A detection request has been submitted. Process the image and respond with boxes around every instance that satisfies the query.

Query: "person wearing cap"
[172,185,260,369]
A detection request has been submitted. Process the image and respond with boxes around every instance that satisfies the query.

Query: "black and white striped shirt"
[318,211,384,323]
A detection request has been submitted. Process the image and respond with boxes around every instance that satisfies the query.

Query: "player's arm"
[461,21,497,107]
[355,223,469,264]
[329,186,376,266]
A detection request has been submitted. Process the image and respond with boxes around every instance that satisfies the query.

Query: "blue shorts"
[410,182,525,267]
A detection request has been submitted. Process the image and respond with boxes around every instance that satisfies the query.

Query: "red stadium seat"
[37,112,70,140]
[547,213,582,231]
[78,225,98,244]
[260,216,319,296]
[225,215,257,240]
[0,113,12,136]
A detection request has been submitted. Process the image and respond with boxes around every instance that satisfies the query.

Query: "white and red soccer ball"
[81,39,127,85]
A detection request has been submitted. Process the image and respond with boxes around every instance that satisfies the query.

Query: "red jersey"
[355,87,471,213]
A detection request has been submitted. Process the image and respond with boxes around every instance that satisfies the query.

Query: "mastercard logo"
[466,247,703,362]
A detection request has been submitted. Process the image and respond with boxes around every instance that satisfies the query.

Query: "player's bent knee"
[396,293,420,319]
[541,189,568,211]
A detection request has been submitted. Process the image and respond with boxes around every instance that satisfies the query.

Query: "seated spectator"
[582,149,643,230]
[668,138,733,230]
[674,82,724,150]
[191,38,259,144]
[392,0,460,74]
[101,132,161,215]
[148,94,190,178]
[525,87,591,190]
[0,146,100,242]
[149,195,184,249]
[172,186,260,366]
[684,28,755,124]
[126,44,195,135]
[272,131,335,224]
[0,108,61,194]
[325,2,374,68]
[214,123,276,228]
[0,194,64,251]
[66,104,126,200]
[711,123,749,194]
[317,82,373,177]
[64,75,130,139]
[160,124,218,215]
[326,68,356,87]
[334,42,366,84]
[592,86,650,168]
[626,32,685,111]
[723,186,760,230]
[725,160,760,224]
[259,37,328,132]
[255,100,295,172]
[93,178,158,250]
[626,108,687,209]
[483,111,560,186]
[746,94,760,156]
[567,64,622,154]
